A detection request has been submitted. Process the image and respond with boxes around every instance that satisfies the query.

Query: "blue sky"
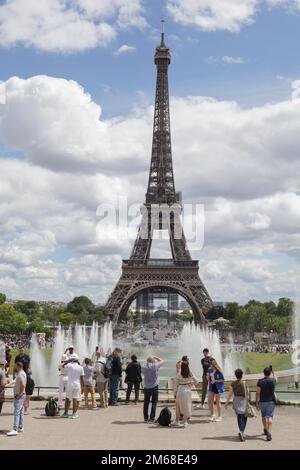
[1,2,300,117]
[0,0,299,304]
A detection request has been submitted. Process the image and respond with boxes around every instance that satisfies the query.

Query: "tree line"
[0,292,294,338]
[0,293,108,337]
[206,298,294,337]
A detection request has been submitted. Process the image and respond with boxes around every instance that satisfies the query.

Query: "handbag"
[243,381,257,418]
[273,393,281,405]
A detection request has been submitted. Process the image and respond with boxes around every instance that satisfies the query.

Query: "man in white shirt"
[58,354,69,412]
[61,355,84,419]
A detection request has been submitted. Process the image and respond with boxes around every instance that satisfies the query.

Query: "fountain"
[178,323,237,377]
[30,322,113,386]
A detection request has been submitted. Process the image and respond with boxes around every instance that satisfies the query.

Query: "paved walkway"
[0,401,299,450]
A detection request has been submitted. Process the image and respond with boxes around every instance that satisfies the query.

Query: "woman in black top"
[125,355,142,404]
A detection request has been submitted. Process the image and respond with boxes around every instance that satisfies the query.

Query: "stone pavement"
[0,401,299,450]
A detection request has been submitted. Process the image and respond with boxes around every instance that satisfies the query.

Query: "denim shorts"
[260,401,275,418]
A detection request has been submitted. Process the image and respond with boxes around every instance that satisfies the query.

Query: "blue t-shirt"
[141,363,161,389]
[208,368,225,393]
[257,377,276,402]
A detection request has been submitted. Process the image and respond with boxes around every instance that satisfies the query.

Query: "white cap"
[69,353,79,361]
[69,345,74,349]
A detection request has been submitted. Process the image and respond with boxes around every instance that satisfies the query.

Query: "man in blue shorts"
[256,366,277,441]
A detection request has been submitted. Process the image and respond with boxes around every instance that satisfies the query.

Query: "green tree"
[15,300,40,320]
[41,304,60,323]
[207,305,226,321]
[263,301,277,316]
[93,305,109,324]
[0,293,6,305]
[0,304,27,333]
[224,302,239,320]
[58,312,76,326]
[177,310,193,321]
[276,297,294,317]
[125,308,135,321]
[26,316,47,335]
[66,296,95,324]
[234,305,269,336]
[244,299,262,309]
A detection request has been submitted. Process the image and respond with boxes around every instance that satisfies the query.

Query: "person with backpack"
[125,355,142,404]
[94,351,109,408]
[83,358,97,409]
[141,356,165,423]
[256,366,277,442]
[109,348,122,406]
[195,348,215,410]
[172,360,198,428]
[24,370,35,415]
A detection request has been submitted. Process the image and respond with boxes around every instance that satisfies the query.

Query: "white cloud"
[222,55,244,64]
[291,80,300,100]
[0,75,151,174]
[166,0,300,33]
[0,75,299,303]
[207,55,244,64]
[114,44,137,56]
[0,0,146,53]
[166,0,258,32]
[266,0,300,8]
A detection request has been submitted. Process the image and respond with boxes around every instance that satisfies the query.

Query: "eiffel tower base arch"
[106,261,212,324]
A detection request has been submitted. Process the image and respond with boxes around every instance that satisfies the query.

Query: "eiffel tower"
[106,24,213,323]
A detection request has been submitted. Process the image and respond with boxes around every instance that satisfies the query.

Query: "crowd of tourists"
[0,341,279,442]
[232,343,292,354]
[0,334,31,350]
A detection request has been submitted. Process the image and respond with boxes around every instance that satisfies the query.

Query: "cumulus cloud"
[166,0,258,32]
[114,44,137,56]
[0,75,151,174]
[166,0,300,33]
[0,0,147,53]
[0,74,299,302]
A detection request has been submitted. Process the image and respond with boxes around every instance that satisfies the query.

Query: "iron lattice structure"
[106,31,213,323]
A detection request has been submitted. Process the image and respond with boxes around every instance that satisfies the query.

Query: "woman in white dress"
[172,360,198,427]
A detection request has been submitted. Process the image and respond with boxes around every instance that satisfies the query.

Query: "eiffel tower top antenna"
[161,18,165,45]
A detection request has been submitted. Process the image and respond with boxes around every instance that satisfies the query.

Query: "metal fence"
[4,385,300,402]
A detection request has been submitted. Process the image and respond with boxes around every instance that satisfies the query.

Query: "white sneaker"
[209,415,216,422]
[215,416,223,422]
[183,422,189,428]
[170,421,182,428]
[194,404,204,410]
[7,430,18,436]
[18,428,24,433]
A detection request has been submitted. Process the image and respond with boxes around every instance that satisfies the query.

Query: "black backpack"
[45,398,58,417]
[25,376,35,396]
[155,407,172,426]
[99,360,111,380]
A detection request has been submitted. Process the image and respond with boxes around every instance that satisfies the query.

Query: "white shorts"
[66,384,82,401]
